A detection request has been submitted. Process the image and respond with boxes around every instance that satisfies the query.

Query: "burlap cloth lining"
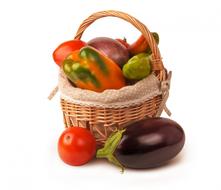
[58,70,163,108]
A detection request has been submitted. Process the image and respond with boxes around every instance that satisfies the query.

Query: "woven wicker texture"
[56,10,170,146]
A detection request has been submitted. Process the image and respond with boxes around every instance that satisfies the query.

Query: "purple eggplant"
[96,118,185,171]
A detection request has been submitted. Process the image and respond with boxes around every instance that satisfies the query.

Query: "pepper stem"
[96,129,125,172]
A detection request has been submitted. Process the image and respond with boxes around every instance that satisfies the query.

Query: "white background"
[0,0,221,189]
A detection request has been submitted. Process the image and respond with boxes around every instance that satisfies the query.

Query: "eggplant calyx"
[96,129,125,173]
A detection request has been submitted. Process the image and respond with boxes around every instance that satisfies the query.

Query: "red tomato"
[53,40,86,66]
[116,38,130,49]
[58,127,96,166]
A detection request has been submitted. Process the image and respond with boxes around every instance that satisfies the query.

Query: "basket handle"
[74,10,164,71]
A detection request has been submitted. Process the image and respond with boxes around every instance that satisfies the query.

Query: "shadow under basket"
[49,10,172,147]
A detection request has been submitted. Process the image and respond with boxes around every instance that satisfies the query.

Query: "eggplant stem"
[96,149,109,158]
[108,155,124,173]
[96,129,126,172]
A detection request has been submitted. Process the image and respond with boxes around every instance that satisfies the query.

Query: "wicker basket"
[49,10,172,146]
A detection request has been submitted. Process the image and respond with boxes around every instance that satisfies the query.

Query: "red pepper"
[129,32,159,56]
[53,40,86,66]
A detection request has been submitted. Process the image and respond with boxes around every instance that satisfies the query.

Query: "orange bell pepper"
[62,46,126,92]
